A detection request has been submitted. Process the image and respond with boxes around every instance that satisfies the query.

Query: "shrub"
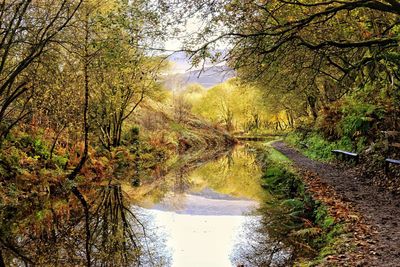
[32,139,50,160]
[16,135,50,160]
[317,104,343,140]
[124,125,140,144]
[52,155,68,168]
[339,101,385,139]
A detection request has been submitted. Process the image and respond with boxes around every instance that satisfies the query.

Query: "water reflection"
[232,217,292,267]
[136,145,265,267]
[153,190,257,215]
[135,145,265,208]
[150,210,246,267]
[144,189,259,267]
[90,184,169,266]
[0,144,303,267]
[231,151,325,266]
[0,183,168,266]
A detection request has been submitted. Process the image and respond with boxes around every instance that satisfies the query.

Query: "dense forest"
[1,0,400,266]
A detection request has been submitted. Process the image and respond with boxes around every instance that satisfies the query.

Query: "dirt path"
[272,141,400,267]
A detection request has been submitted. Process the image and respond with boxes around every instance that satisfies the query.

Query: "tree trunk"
[307,96,318,121]
[68,12,90,181]
[50,125,66,159]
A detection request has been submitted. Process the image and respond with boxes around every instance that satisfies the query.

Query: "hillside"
[162,51,235,91]
[135,100,235,153]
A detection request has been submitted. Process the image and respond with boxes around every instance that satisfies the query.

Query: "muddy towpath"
[272,141,400,267]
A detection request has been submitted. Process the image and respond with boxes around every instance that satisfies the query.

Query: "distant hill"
[162,51,235,91]
[163,65,235,91]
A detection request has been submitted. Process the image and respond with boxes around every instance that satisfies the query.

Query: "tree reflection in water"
[232,214,294,267]
[0,183,168,266]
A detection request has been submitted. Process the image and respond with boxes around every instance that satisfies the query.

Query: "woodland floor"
[272,141,400,267]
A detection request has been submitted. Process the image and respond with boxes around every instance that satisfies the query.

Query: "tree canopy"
[180,0,400,129]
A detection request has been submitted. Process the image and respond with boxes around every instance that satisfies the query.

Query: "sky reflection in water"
[138,146,263,267]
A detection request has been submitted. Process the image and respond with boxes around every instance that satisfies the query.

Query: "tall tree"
[89,0,166,149]
[0,0,82,139]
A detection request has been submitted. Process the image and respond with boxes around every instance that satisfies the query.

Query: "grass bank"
[254,142,352,266]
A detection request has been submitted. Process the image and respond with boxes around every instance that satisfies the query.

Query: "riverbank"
[0,104,235,193]
[272,141,400,266]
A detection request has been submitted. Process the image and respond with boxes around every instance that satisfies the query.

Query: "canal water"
[135,145,265,267]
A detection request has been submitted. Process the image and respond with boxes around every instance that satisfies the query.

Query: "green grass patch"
[285,132,361,161]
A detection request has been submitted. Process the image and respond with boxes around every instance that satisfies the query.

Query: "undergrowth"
[285,132,366,161]
[284,96,387,162]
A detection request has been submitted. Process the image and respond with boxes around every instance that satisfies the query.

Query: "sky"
[164,16,202,51]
